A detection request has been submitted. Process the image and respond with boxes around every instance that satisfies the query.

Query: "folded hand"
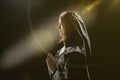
[46,53,56,73]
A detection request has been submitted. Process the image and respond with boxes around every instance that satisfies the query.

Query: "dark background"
[0,0,120,80]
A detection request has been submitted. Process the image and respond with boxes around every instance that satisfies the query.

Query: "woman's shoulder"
[64,46,86,57]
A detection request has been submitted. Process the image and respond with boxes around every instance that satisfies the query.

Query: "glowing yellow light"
[82,0,102,14]
[1,15,59,69]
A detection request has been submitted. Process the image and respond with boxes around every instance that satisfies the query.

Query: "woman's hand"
[46,53,56,73]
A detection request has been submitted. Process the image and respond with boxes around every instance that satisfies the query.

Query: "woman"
[46,11,91,80]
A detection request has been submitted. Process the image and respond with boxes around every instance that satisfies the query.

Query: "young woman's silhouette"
[46,11,91,80]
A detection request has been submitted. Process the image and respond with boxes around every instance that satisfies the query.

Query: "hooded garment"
[48,11,91,80]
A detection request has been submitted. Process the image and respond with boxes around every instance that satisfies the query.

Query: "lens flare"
[67,0,102,27]
[82,0,102,14]
[1,0,104,69]
[1,15,59,69]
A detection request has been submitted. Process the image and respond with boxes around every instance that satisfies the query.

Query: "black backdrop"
[0,0,120,80]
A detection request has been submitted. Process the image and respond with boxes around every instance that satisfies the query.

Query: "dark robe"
[49,46,90,80]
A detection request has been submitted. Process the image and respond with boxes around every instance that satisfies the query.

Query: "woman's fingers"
[47,53,55,62]
[46,53,56,73]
